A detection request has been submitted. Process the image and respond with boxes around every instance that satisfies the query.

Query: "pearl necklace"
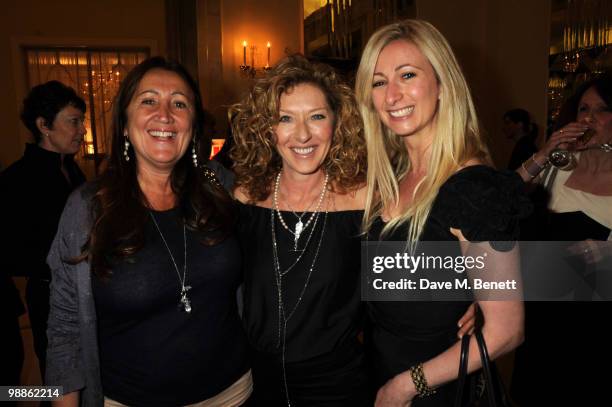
[273,171,329,251]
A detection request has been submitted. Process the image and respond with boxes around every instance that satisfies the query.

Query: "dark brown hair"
[229,54,366,202]
[555,74,612,131]
[20,80,86,143]
[83,57,234,278]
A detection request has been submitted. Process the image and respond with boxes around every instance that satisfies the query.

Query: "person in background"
[0,274,25,407]
[503,108,538,170]
[0,81,87,384]
[355,19,526,406]
[512,75,612,405]
[45,57,250,407]
[515,75,612,240]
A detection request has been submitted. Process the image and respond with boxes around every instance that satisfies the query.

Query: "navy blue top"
[92,207,249,406]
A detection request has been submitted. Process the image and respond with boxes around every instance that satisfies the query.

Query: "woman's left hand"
[375,373,414,407]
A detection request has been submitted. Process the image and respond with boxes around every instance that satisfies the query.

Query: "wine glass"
[548,127,596,169]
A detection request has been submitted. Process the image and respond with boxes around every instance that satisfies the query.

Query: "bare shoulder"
[331,184,367,211]
[233,186,274,208]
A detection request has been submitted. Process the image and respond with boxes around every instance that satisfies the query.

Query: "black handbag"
[454,330,512,407]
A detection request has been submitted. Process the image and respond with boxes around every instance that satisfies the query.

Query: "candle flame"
[242,40,247,47]
[267,42,271,48]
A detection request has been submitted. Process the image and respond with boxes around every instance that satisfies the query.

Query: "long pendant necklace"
[274,171,329,251]
[271,193,328,407]
[149,212,192,313]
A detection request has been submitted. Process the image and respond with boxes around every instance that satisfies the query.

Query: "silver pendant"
[294,220,303,250]
[180,286,192,313]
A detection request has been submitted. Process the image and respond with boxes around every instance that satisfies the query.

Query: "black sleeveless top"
[367,166,530,406]
[237,203,365,362]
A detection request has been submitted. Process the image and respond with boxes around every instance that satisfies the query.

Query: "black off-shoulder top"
[367,165,530,406]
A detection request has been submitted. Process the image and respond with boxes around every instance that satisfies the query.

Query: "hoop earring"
[123,137,130,162]
[192,141,199,167]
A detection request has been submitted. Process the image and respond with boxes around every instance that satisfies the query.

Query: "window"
[24,47,149,174]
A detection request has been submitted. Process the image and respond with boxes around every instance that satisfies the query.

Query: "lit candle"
[242,41,247,65]
[267,42,271,67]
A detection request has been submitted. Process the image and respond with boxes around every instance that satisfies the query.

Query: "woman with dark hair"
[0,80,86,383]
[516,75,612,240]
[45,57,251,406]
[230,54,371,406]
[503,108,538,170]
[512,75,612,405]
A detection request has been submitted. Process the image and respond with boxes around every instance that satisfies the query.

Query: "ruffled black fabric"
[435,166,532,250]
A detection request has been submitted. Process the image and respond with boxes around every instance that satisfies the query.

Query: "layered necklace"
[273,171,329,251]
[149,212,192,313]
[271,170,329,407]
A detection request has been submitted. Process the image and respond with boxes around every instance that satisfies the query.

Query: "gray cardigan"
[45,161,234,406]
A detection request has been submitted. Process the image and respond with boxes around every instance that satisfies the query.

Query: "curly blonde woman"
[355,20,527,406]
[230,54,371,406]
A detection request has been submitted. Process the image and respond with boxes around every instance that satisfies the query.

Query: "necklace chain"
[273,171,329,251]
[149,212,192,313]
[271,189,328,407]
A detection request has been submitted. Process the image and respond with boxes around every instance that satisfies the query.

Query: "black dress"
[367,166,529,406]
[237,203,370,406]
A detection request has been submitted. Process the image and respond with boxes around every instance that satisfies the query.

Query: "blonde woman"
[355,20,527,406]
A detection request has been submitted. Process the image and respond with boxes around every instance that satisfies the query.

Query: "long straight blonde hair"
[355,19,491,245]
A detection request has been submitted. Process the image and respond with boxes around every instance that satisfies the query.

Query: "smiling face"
[577,86,612,143]
[274,82,334,178]
[125,69,195,174]
[38,105,86,155]
[371,39,440,139]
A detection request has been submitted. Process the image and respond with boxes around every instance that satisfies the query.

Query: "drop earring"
[192,141,198,167]
[124,136,130,162]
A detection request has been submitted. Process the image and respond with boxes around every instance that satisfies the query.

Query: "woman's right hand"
[537,122,589,160]
[53,391,79,407]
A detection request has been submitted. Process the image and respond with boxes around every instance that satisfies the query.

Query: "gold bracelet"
[409,363,436,398]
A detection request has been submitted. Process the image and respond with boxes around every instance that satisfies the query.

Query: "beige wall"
[0,1,551,170]
[198,0,302,137]
[417,0,551,168]
[0,0,166,169]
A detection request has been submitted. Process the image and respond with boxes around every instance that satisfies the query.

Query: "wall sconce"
[239,40,272,78]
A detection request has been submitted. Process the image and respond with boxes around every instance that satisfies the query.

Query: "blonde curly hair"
[229,54,366,202]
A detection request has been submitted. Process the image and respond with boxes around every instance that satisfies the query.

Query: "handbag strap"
[455,330,510,407]
[453,334,471,407]
[475,330,498,407]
